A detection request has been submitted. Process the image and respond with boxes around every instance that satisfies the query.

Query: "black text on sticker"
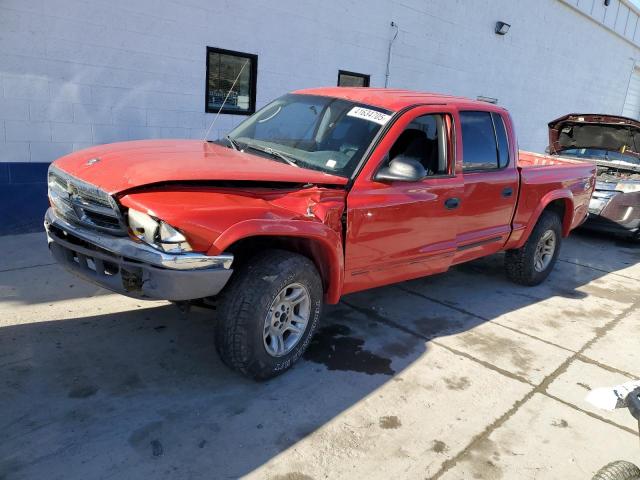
[347,107,391,126]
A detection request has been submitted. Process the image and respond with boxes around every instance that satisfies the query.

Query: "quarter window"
[205,47,257,115]
[492,113,510,168]
[460,111,499,171]
[338,70,370,87]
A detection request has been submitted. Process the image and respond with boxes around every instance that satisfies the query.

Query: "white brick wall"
[0,0,639,164]
[563,0,640,43]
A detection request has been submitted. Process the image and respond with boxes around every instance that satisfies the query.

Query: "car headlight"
[127,208,192,253]
[615,182,640,194]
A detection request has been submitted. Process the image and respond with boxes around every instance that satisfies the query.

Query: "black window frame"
[337,70,370,88]
[375,112,455,180]
[459,110,510,173]
[205,46,258,116]
[491,112,511,168]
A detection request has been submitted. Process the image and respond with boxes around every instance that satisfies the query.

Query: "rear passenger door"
[453,110,519,264]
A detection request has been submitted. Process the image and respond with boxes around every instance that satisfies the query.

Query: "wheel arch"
[544,197,573,237]
[210,220,344,304]
[513,190,574,249]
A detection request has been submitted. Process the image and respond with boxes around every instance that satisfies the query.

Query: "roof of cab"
[293,87,506,113]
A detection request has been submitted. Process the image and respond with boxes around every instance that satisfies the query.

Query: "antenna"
[203,59,250,142]
[385,21,399,88]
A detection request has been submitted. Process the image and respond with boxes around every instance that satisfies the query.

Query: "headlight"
[615,182,640,194]
[127,209,192,253]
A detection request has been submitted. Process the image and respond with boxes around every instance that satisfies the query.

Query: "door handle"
[502,187,514,198]
[444,197,460,210]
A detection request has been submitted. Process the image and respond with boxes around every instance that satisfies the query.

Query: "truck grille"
[48,166,127,236]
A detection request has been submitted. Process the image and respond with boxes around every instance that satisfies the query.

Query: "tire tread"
[505,210,562,286]
[592,461,640,480]
[214,249,321,379]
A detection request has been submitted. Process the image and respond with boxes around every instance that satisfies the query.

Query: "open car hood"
[548,114,640,157]
[52,140,348,195]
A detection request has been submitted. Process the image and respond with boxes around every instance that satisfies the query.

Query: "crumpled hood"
[548,114,640,156]
[52,139,348,195]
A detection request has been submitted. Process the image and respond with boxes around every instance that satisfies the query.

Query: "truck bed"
[507,150,596,249]
[518,150,592,168]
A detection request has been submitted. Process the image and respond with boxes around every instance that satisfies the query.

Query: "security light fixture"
[495,21,511,35]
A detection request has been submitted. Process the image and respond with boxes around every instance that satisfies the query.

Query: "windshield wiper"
[226,135,240,151]
[242,144,300,168]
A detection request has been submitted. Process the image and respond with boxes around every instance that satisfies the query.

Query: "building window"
[337,70,370,87]
[205,47,257,115]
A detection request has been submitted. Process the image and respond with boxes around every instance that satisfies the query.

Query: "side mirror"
[375,155,427,182]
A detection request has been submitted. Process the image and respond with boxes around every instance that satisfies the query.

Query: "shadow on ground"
[0,301,428,479]
[0,230,638,479]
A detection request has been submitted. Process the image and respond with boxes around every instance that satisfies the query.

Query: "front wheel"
[592,461,640,480]
[214,250,323,380]
[505,210,562,286]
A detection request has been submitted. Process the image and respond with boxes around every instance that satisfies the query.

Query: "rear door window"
[460,111,499,171]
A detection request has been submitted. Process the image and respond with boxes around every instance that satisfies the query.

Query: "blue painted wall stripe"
[0,163,50,236]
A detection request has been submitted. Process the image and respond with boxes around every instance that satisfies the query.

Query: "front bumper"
[585,189,640,237]
[44,208,234,301]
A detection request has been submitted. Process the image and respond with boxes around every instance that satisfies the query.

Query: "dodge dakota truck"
[45,88,595,379]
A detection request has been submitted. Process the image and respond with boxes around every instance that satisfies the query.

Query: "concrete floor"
[0,230,639,480]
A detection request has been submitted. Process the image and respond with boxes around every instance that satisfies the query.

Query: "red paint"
[52,88,596,304]
[53,139,347,195]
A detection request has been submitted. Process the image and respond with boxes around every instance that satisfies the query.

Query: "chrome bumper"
[44,208,234,301]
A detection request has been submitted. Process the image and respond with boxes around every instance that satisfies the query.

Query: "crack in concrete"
[429,295,640,479]
[341,300,534,386]
[575,353,637,380]
[431,341,534,386]
[396,285,576,354]
[342,278,639,479]
[0,356,34,369]
[558,258,638,281]
[543,391,638,436]
[0,262,57,274]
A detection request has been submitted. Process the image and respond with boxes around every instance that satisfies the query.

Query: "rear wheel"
[592,461,640,480]
[505,210,562,286]
[214,250,323,380]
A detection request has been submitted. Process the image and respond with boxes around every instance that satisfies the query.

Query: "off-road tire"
[592,461,640,480]
[214,249,323,380]
[505,210,562,286]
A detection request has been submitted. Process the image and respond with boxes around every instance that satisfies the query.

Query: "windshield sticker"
[326,159,337,168]
[347,107,391,126]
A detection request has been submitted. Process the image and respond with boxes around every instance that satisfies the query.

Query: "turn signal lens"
[159,222,187,243]
[158,222,192,252]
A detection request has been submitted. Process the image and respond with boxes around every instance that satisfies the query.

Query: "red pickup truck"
[45,88,595,379]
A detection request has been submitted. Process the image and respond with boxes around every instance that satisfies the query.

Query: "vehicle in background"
[548,114,640,240]
[45,88,595,379]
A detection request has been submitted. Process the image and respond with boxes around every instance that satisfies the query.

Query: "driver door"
[343,107,463,295]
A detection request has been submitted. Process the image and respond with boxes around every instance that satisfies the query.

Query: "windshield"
[227,94,393,177]
[560,148,640,166]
